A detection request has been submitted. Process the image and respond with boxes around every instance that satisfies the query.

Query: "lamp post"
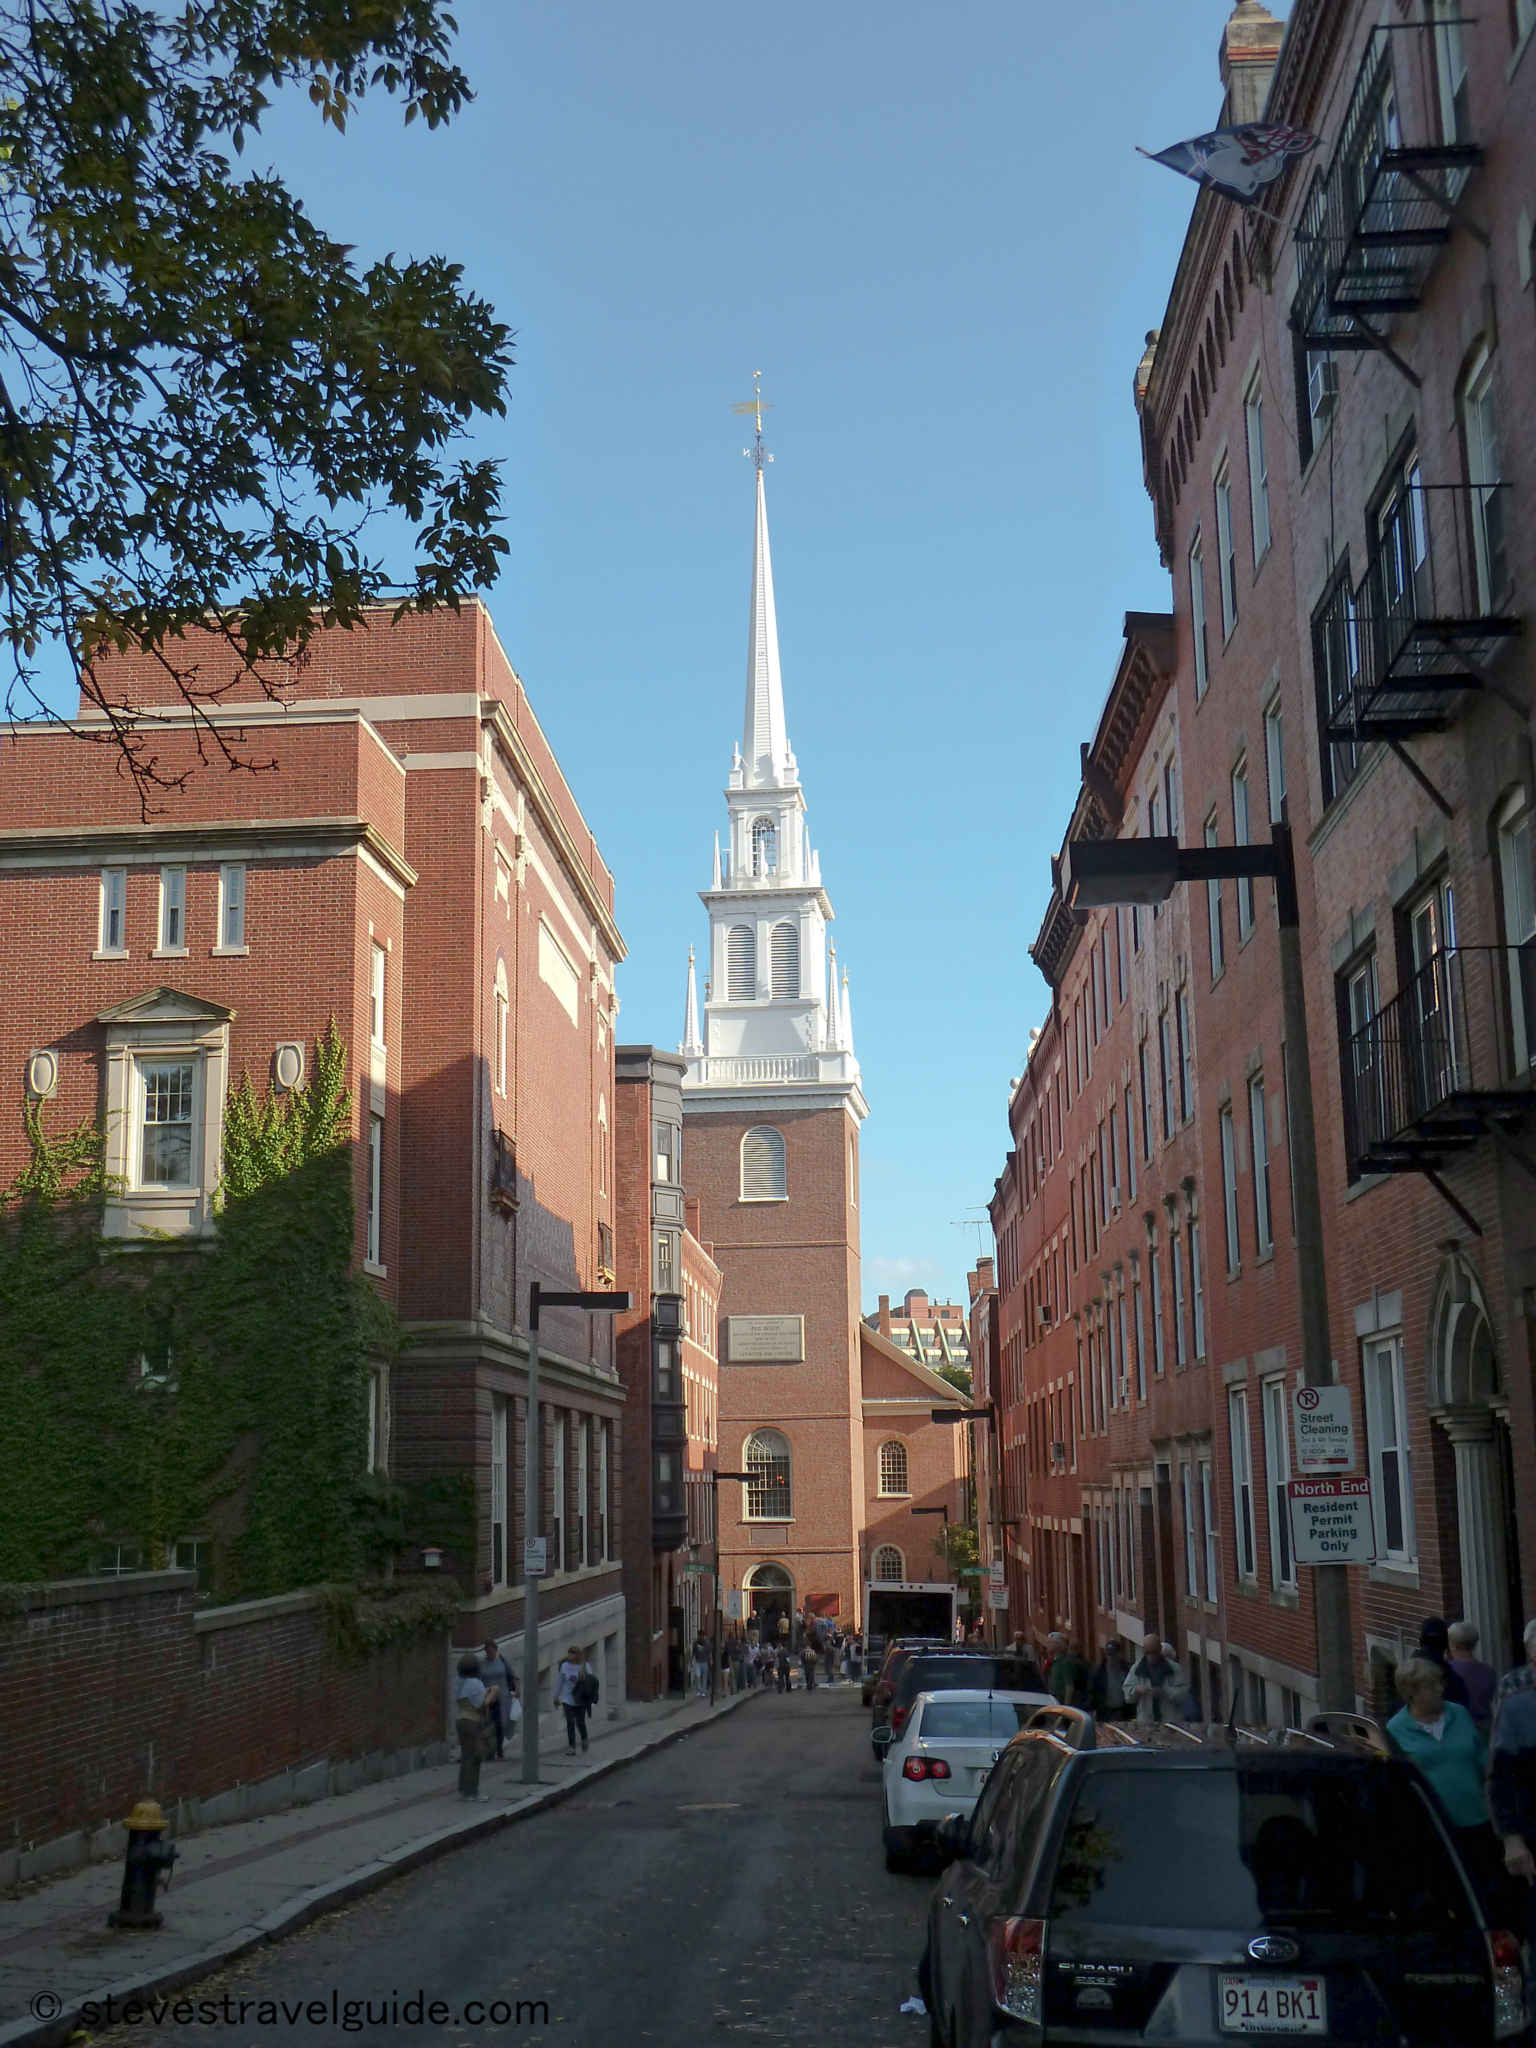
[708,1469,753,1705]
[1055,822,1352,1712]
[521,1283,631,1785]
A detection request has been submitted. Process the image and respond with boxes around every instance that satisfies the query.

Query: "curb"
[1,1690,758,2048]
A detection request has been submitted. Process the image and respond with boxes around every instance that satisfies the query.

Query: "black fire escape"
[1291,24,1484,385]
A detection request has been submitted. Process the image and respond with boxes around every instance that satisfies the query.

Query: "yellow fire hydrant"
[108,1798,177,1929]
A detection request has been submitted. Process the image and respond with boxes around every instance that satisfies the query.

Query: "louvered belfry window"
[726,924,755,999]
[769,920,799,999]
[740,1125,787,1201]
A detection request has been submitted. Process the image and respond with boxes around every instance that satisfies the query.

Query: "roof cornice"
[482,698,625,962]
[0,814,418,889]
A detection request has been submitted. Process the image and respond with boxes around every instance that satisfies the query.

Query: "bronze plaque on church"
[726,1314,804,1363]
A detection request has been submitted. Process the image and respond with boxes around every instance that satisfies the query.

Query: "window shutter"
[769,921,799,998]
[727,925,755,999]
[740,1126,786,1200]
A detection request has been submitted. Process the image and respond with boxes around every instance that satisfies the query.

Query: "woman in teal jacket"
[1388,1655,1505,1918]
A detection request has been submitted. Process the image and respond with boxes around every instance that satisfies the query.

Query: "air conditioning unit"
[1308,352,1338,422]
[1051,1441,1067,1465]
[1037,1305,1053,1330]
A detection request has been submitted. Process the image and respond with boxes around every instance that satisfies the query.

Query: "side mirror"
[933,1813,970,1864]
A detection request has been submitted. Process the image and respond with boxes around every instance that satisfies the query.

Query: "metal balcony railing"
[1341,946,1534,1176]
[1292,27,1481,351]
[1329,483,1519,743]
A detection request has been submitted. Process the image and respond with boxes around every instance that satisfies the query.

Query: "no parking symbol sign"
[1291,1384,1355,1473]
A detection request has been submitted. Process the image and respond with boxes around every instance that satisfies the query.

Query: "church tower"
[680,386,870,1635]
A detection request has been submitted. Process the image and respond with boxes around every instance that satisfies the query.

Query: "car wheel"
[883,1826,913,1874]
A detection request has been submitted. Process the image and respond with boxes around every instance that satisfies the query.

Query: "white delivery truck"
[860,1580,959,1704]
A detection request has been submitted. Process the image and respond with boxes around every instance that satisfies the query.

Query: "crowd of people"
[695,1610,865,1695]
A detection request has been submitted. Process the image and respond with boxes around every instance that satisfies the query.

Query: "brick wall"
[0,1574,447,1859]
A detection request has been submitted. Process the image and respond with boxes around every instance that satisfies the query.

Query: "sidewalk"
[0,1686,758,2048]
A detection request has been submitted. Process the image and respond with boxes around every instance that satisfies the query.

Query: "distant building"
[867,1290,973,1383]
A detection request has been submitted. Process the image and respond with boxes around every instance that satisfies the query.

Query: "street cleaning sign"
[1291,1385,1356,1473]
[1287,1476,1375,1565]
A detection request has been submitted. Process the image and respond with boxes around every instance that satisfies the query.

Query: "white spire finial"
[731,375,791,789]
[682,946,701,1056]
[712,830,722,889]
[840,965,855,1056]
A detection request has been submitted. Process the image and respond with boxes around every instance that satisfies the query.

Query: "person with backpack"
[555,1644,598,1753]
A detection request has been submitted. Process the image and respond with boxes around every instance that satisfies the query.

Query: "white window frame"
[1230,1386,1257,1580]
[1190,1215,1206,1359]
[877,1439,910,1497]
[157,866,187,955]
[1189,528,1210,697]
[1124,1086,1137,1201]
[1150,1243,1166,1377]
[216,863,246,952]
[1200,1458,1218,1601]
[1205,816,1225,979]
[1262,1374,1296,1589]
[494,963,509,1096]
[1133,1277,1146,1401]
[1498,790,1536,1071]
[1245,377,1271,563]
[1232,761,1254,937]
[1363,1333,1416,1565]
[99,866,128,956]
[1263,697,1286,824]
[1462,346,1506,613]
[366,1111,384,1268]
[1215,461,1238,638]
[1139,1042,1153,1162]
[1249,1074,1273,1256]
[1182,1462,1199,1596]
[1220,1104,1240,1271]
[740,1125,787,1202]
[138,1057,199,1190]
[726,923,755,999]
[1176,987,1194,1123]
[873,1544,905,1582]
[744,1428,792,1520]
[1171,1227,1188,1367]
[370,941,387,1049]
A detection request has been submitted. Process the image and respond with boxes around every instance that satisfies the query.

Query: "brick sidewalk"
[0,1687,758,2048]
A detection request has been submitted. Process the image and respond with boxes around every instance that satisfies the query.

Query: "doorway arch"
[1428,1250,1518,1665]
[744,1560,794,1642]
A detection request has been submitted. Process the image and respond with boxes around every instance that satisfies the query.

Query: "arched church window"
[726,924,755,1000]
[877,1440,910,1497]
[751,816,778,876]
[744,1429,791,1519]
[872,1544,905,1582]
[740,1125,787,1201]
[769,921,799,999]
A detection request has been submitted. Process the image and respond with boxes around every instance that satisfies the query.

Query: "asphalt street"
[91,1684,935,2048]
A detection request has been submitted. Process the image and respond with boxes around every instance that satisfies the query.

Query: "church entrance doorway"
[744,1561,794,1644]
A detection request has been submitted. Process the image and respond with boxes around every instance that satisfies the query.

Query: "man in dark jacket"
[1490,1680,1536,1950]
[1416,1615,1471,1710]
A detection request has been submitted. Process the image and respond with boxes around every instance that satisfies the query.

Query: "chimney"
[977,1255,995,1288]
[877,1294,892,1336]
[1219,1,1284,126]
[684,1195,702,1238]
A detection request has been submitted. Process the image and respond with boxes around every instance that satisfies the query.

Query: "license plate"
[1217,1975,1326,2035]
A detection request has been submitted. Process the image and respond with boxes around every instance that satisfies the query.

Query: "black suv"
[874,1651,1046,1760]
[919,1712,1529,2047]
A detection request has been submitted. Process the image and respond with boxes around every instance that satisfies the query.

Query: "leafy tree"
[933,1357,973,1398]
[0,0,511,803]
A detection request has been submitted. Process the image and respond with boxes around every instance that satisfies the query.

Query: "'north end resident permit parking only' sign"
[1291,1384,1356,1473]
[1286,1476,1375,1565]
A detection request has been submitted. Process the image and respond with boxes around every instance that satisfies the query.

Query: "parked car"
[875,1649,1047,1760]
[876,1689,1054,1872]
[868,1638,950,1720]
[918,1708,1529,2047]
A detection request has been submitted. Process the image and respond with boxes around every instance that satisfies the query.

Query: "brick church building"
[678,407,965,1630]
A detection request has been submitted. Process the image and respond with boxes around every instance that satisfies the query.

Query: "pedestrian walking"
[478,1637,517,1760]
[800,1638,818,1692]
[1446,1619,1499,1731]
[1124,1634,1186,1726]
[1492,1617,1536,1723]
[691,1634,710,1699]
[776,1642,791,1693]
[1387,1656,1505,1917]
[822,1626,836,1685]
[1048,1634,1092,1709]
[776,1611,790,1648]
[1490,1652,1536,1956]
[1415,1615,1471,1711]
[454,1654,490,1800]
[554,1644,595,1754]
[1091,1635,1132,1720]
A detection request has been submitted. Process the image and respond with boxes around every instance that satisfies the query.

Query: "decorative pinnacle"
[732,369,774,472]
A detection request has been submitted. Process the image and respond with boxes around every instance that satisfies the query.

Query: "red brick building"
[613,1045,721,1697]
[867,1287,975,1383]
[0,604,631,1702]
[680,425,964,1631]
[992,0,1536,1718]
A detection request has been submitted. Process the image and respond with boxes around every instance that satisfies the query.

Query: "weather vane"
[732,369,774,470]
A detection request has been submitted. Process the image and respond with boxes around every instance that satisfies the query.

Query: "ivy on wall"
[0,1024,410,1601]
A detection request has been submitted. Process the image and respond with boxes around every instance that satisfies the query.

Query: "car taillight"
[989,1916,1044,2024]
[901,1757,952,1781]
[1488,1930,1528,2040]
[891,1705,908,1733]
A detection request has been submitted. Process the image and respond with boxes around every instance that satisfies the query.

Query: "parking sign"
[1292,1384,1355,1473]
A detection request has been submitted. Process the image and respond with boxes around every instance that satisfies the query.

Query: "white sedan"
[877,1688,1054,1872]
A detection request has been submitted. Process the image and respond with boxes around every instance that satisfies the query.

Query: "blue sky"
[127,3,1246,1307]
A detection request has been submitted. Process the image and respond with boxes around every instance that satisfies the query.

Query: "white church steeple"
[681,381,865,1123]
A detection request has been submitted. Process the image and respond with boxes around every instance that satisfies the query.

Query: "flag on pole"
[1138,122,1318,205]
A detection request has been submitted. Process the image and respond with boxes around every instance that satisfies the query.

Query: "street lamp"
[1055,821,1352,1712]
[521,1282,631,1784]
[709,1469,753,1705]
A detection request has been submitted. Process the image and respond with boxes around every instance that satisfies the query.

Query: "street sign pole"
[520,1284,544,1785]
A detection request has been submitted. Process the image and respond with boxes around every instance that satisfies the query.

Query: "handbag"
[506,1693,523,1726]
